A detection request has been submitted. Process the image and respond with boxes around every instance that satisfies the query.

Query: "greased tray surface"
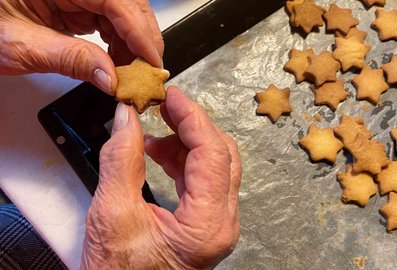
[142,0,397,269]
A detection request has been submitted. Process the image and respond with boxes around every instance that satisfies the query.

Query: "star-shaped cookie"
[372,9,397,41]
[345,133,391,174]
[352,66,389,105]
[377,162,397,195]
[323,4,359,35]
[314,80,348,110]
[332,37,371,72]
[255,85,292,123]
[334,115,372,146]
[360,0,386,8]
[286,0,305,27]
[335,27,367,42]
[292,0,325,34]
[381,54,397,84]
[284,48,315,83]
[299,124,343,163]
[380,192,397,232]
[304,51,341,86]
[337,164,377,206]
[115,58,170,113]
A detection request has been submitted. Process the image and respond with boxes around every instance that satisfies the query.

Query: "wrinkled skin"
[0,1,242,268]
[0,0,163,93]
[81,86,242,269]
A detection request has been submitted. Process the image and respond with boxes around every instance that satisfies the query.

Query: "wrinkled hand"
[81,86,242,269]
[0,0,163,93]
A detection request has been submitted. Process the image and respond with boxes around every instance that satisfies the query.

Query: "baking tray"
[38,0,285,198]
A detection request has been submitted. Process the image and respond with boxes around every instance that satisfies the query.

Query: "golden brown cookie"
[304,51,341,86]
[334,115,372,145]
[361,0,386,7]
[380,192,397,232]
[313,80,348,111]
[337,164,377,206]
[345,133,391,174]
[392,128,397,142]
[115,58,170,113]
[299,124,343,164]
[332,37,371,72]
[292,0,325,34]
[352,66,389,105]
[323,4,359,35]
[284,48,315,83]
[255,85,292,123]
[377,162,397,195]
[372,8,397,41]
[335,27,367,42]
[286,0,305,27]
[381,54,397,84]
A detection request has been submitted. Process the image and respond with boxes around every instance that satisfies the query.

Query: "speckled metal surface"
[141,1,397,269]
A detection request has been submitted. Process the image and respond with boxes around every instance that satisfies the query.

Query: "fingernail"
[94,69,111,93]
[112,102,129,135]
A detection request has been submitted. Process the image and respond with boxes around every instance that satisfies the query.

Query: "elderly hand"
[81,86,242,269]
[0,0,163,94]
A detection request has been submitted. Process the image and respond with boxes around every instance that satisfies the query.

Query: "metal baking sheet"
[141,1,397,269]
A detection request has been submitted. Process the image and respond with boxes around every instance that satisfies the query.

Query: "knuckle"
[99,134,135,163]
[59,42,94,80]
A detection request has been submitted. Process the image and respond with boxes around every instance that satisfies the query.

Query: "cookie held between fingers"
[284,48,315,83]
[345,133,391,174]
[255,85,292,123]
[352,66,389,105]
[334,115,372,146]
[292,0,325,34]
[323,4,359,35]
[115,58,170,114]
[304,51,341,86]
[372,9,397,41]
[313,80,348,111]
[299,124,343,164]
[381,55,397,84]
[337,164,377,207]
[332,37,371,72]
[380,192,397,232]
[377,162,397,195]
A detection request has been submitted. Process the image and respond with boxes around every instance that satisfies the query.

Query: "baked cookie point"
[115,58,170,114]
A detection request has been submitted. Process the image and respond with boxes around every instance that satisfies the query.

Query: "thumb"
[6,23,117,95]
[96,102,146,200]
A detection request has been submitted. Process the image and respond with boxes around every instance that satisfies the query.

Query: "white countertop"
[0,1,209,269]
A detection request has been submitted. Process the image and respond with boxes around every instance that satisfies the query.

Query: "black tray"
[38,0,284,201]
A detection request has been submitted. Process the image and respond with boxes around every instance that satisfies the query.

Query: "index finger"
[71,0,163,67]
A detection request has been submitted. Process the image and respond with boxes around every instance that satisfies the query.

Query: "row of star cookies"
[288,0,397,46]
[285,24,371,80]
[285,0,384,35]
[284,34,397,109]
[299,115,397,231]
[255,3,396,122]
